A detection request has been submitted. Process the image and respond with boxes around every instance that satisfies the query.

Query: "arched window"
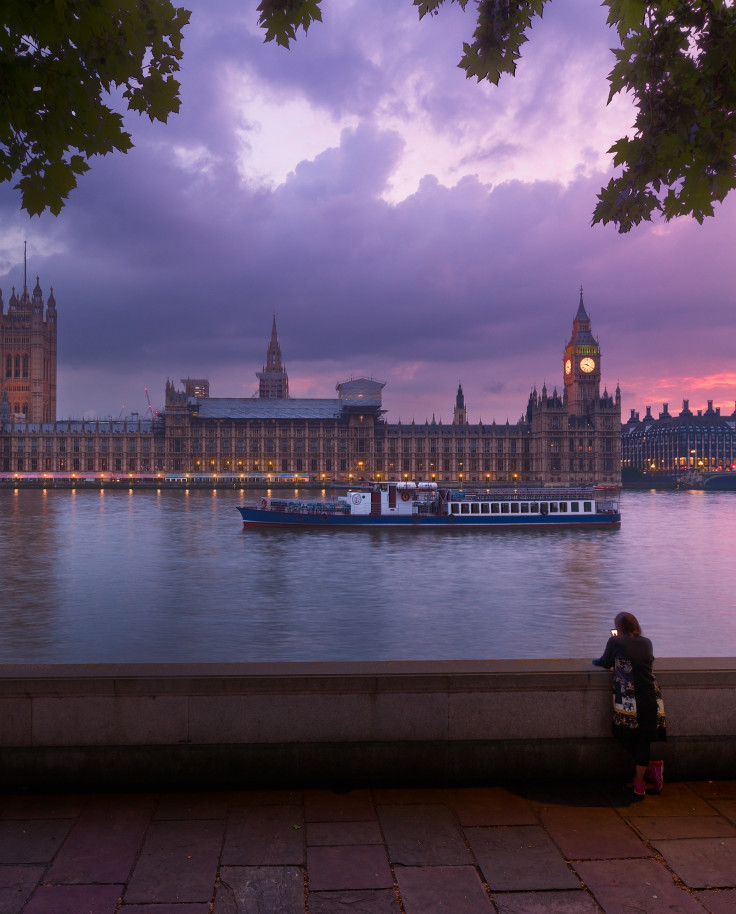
[14,402,20,414]
[14,354,20,378]
[22,354,29,378]
[22,402,28,415]
[4,354,10,378]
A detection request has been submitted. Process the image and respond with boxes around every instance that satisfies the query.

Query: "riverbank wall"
[1,660,734,791]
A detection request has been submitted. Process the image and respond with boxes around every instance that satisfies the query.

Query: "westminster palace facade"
[1,295,622,486]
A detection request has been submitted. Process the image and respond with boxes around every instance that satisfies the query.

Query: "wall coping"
[2,658,736,676]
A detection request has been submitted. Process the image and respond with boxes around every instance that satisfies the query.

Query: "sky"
[1,0,735,425]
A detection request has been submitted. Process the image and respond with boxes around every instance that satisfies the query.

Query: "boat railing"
[265,498,350,516]
[448,488,608,503]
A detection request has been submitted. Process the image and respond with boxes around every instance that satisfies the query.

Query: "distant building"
[622,399,736,474]
[182,378,210,399]
[0,293,621,486]
[0,251,57,424]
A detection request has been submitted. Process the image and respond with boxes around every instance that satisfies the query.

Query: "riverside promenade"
[2,659,736,911]
[1,779,736,913]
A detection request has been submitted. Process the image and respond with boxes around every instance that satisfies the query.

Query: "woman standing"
[593,612,666,796]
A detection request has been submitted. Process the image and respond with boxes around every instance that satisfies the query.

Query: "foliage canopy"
[258,0,736,232]
[0,0,189,215]
[3,0,734,231]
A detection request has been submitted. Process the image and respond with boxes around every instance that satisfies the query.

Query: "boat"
[237,481,621,528]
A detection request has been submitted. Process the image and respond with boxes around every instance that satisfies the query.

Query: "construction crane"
[144,387,154,419]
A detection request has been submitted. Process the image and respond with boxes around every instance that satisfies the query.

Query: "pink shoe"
[633,780,647,796]
[646,760,664,793]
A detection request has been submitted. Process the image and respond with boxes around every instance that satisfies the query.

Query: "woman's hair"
[615,612,642,636]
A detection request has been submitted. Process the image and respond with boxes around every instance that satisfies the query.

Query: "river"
[0,487,733,662]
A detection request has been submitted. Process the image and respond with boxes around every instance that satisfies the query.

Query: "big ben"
[563,288,600,417]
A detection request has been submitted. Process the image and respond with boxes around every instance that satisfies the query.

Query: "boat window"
[451,503,460,514]
[510,503,520,514]
[571,502,579,512]
[530,503,539,513]
[461,503,470,514]
[584,501,592,512]
[491,503,500,514]
[559,502,568,512]
[471,502,480,514]
[501,503,510,514]
[520,503,529,513]
[481,503,490,514]
[549,502,558,512]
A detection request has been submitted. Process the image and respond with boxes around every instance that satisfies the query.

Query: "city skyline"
[1,0,734,424]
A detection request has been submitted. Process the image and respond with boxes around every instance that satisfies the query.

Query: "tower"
[453,383,467,424]
[563,288,600,417]
[0,245,57,424]
[256,315,289,399]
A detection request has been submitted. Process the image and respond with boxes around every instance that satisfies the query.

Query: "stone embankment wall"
[1,660,734,790]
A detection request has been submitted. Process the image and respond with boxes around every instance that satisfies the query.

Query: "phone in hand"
[610,628,618,636]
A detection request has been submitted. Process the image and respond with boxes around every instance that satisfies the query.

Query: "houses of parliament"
[1,285,622,486]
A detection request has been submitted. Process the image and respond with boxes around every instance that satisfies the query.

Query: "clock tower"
[563,288,600,417]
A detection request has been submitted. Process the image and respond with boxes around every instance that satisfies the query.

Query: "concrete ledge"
[1,660,735,790]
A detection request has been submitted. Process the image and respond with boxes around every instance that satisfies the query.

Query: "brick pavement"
[1,780,735,913]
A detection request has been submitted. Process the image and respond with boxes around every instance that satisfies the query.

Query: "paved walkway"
[1,780,735,913]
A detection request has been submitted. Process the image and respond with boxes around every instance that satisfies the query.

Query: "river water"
[1,487,734,663]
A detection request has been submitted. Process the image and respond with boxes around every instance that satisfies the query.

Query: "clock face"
[564,359,572,376]
[580,357,596,373]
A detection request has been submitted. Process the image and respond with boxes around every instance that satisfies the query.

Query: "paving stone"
[628,814,736,840]
[307,820,384,846]
[0,820,74,864]
[615,782,718,817]
[44,798,152,884]
[0,795,88,820]
[466,825,580,891]
[395,865,493,914]
[491,889,602,914]
[222,805,304,865]
[710,799,736,825]
[689,781,736,799]
[304,791,376,823]
[213,866,304,914]
[377,804,470,866]
[652,837,736,889]
[0,864,45,914]
[694,888,736,914]
[446,788,537,827]
[575,858,706,913]
[122,906,210,913]
[154,792,232,820]
[538,807,651,859]
[520,781,611,808]
[124,819,224,904]
[22,883,122,914]
[306,845,392,891]
[309,889,400,914]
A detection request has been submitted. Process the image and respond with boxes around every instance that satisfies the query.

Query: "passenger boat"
[237,481,621,528]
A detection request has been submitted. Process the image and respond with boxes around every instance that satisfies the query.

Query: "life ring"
[401,491,411,502]
[261,498,268,508]
[352,494,361,505]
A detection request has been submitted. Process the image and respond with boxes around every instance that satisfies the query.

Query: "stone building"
[0,261,57,425]
[622,399,736,474]
[0,295,621,485]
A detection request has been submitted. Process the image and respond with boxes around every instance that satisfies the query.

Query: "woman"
[593,612,666,796]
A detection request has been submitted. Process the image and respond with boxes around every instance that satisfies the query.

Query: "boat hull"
[237,507,621,528]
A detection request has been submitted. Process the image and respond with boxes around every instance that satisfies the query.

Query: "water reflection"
[0,487,734,662]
